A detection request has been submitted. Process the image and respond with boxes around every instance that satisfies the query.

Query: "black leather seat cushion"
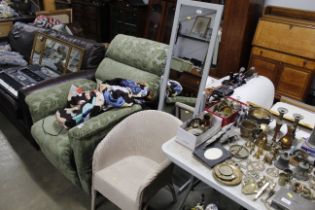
[8,22,50,60]
[47,31,105,70]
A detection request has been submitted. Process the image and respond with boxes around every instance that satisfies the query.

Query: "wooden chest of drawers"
[249,7,315,101]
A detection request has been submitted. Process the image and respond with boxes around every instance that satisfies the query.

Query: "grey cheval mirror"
[158,0,223,117]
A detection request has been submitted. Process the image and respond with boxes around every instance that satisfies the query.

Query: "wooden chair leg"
[168,183,177,203]
[91,189,96,210]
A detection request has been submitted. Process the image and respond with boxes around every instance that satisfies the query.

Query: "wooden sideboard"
[249,6,315,101]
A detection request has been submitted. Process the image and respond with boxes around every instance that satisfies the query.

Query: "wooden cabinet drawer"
[0,21,13,38]
[253,19,315,60]
[249,55,279,85]
[252,47,315,71]
[277,66,312,100]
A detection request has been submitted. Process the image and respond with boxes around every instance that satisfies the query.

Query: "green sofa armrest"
[166,96,196,106]
[68,105,142,193]
[25,79,96,123]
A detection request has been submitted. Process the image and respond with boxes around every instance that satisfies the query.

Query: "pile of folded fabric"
[0,43,28,68]
[34,15,73,35]
[56,78,152,129]
[0,1,18,19]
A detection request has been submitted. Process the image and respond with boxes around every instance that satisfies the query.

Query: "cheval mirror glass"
[158,0,223,116]
[30,32,84,74]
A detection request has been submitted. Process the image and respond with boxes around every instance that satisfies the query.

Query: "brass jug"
[280,125,295,150]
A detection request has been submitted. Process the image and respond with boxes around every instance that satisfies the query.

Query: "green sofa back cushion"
[105,34,168,77]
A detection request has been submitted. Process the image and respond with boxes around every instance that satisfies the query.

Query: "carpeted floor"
[0,112,240,210]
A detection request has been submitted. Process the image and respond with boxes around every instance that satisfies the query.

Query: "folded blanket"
[0,51,28,67]
[56,78,152,129]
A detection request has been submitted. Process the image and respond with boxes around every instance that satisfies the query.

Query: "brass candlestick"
[271,107,288,143]
[271,121,282,143]
[278,107,288,121]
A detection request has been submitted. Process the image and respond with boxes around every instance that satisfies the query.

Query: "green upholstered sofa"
[25,34,168,193]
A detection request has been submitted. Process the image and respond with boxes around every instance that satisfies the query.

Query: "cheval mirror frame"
[30,31,84,74]
[158,0,223,117]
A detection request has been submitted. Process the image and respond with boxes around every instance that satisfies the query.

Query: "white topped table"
[162,138,270,210]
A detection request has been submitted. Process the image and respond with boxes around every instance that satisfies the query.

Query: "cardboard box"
[175,114,222,150]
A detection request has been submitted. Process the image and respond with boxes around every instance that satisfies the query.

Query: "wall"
[265,0,315,11]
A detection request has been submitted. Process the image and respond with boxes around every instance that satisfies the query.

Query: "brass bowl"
[248,107,272,124]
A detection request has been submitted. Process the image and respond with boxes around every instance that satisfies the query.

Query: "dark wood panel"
[109,0,147,40]
[214,0,265,77]
[70,0,110,42]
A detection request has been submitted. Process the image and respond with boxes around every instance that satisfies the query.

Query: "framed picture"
[191,16,211,38]
[30,32,84,74]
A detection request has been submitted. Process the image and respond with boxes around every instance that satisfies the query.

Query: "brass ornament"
[240,119,258,139]
[213,163,243,186]
[242,178,258,195]
[266,168,279,178]
[247,160,265,172]
[279,125,295,150]
[229,144,249,159]
[248,107,272,124]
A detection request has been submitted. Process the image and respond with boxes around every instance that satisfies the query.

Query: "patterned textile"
[26,79,97,123]
[56,78,152,129]
[0,3,18,18]
[167,79,183,97]
[106,34,168,76]
[34,15,62,28]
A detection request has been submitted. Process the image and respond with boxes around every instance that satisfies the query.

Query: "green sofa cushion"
[95,58,161,101]
[106,34,168,77]
[26,79,97,123]
[31,115,81,187]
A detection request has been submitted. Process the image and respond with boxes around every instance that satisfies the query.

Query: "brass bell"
[274,152,290,170]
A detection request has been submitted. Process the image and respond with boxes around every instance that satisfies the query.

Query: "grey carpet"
[0,112,240,210]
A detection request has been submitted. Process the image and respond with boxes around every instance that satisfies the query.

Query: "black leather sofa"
[0,22,106,146]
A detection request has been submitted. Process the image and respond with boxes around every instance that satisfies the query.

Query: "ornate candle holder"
[278,107,288,121]
[271,107,288,143]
